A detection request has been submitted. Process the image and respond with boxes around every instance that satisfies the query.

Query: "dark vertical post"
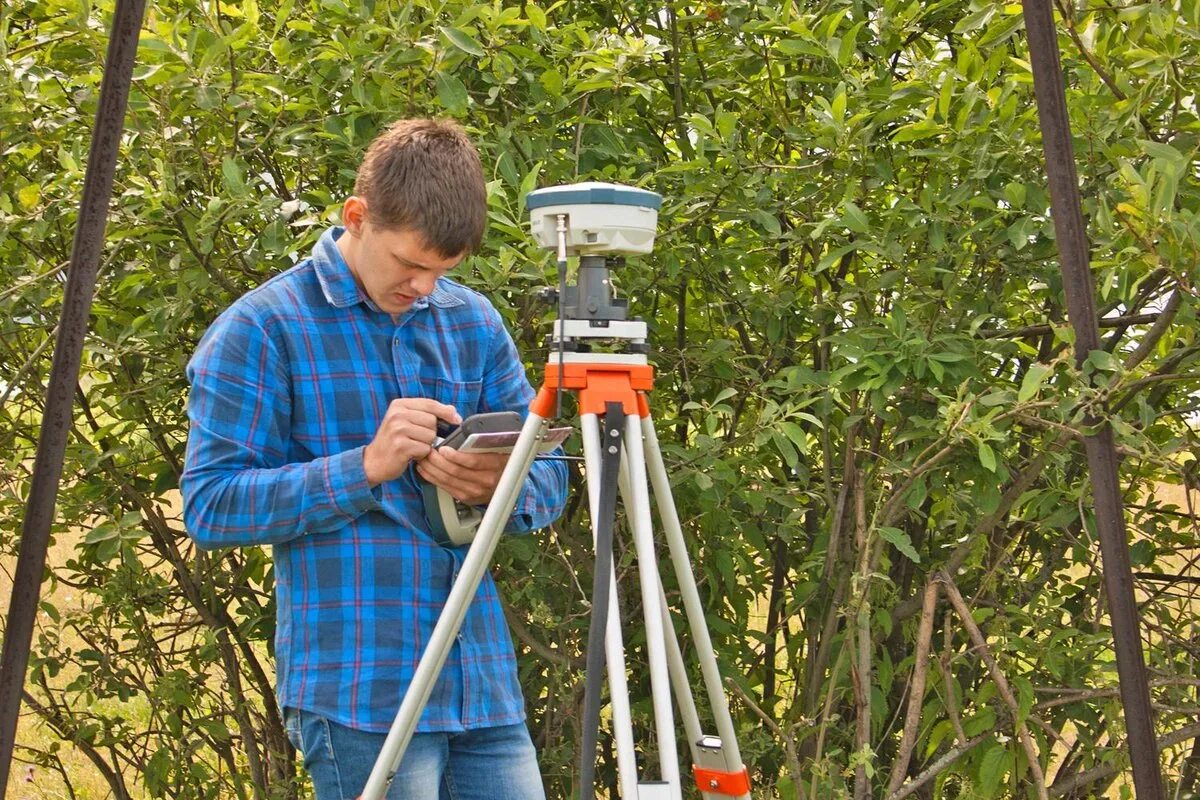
[1020,0,1165,797]
[0,0,146,792]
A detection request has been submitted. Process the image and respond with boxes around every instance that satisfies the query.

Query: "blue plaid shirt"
[182,226,567,732]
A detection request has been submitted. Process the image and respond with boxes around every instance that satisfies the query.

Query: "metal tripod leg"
[617,413,682,799]
[619,459,738,800]
[616,463,706,775]
[641,413,750,800]
[360,413,550,800]
[579,414,639,800]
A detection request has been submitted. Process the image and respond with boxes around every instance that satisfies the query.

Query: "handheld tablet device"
[421,412,572,546]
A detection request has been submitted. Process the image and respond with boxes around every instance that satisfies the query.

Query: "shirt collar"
[312,226,463,312]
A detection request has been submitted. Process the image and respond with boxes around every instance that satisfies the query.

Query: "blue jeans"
[283,708,547,800]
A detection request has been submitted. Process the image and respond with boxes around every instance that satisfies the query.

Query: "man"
[182,119,567,799]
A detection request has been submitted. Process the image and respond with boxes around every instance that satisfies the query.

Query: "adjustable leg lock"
[693,735,751,796]
[693,765,751,796]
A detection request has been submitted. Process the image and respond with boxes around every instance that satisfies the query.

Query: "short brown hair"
[354,119,487,257]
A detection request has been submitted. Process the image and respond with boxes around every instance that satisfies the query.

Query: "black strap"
[579,401,625,800]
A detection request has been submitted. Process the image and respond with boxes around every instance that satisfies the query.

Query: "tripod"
[361,188,751,800]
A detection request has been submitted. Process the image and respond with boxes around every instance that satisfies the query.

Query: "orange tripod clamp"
[531,361,654,419]
[693,765,752,796]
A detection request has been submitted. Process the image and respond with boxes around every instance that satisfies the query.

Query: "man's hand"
[363,399,461,485]
[416,447,511,507]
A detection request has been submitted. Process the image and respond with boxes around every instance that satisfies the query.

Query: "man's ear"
[342,196,368,234]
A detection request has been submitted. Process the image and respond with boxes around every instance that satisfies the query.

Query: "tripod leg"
[618,413,682,798]
[360,413,551,800]
[656,583,705,756]
[640,412,750,799]
[622,458,744,800]
[615,465,705,758]
[580,414,639,800]
[578,403,625,800]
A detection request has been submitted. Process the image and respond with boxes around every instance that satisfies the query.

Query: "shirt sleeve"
[181,306,381,550]
[478,310,568,534]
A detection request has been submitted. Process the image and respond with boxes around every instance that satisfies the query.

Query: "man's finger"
[393,398,461,424]
[419,450,470,483]
[385,406,438,435]
[415,460,447,484]
[421,448,456,475]
[417,461,486,499]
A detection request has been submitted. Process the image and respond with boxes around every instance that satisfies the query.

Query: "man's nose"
[414,273,438,296]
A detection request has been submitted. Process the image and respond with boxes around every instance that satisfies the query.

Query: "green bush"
[2,0,1197,797]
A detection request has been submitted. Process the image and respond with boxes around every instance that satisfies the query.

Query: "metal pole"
[0,0,146,791]
[1020,1,1165,797]
[360,413,548,799]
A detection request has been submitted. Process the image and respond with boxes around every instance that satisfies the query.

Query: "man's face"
[338,197,464,314]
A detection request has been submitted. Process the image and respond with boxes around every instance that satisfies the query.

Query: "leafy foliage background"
[1,0,1198,797]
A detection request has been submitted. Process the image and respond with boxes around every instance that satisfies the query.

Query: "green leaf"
[892,120,941,142]
[1130,539,1156,566]
[906,475,928,511]
[435,71,469,113]
[817,243,858,272]
[539,68,563,97]
[978,743,1010,795]
[954,5,997,33]
[17,184,41,209]
[1004,181,1027,208]
[713,387,738,403]
[221,158,245,193]
[1085,349,1122,374]
[440,26,485,57]
[779,421,809,455]
[526,3,547,30]
[963,707,997,737]
[715,109,737,140]
[773,430,799,468]
[1139,139,1187,165]
[878,526,920,563]
[978,442,998,472]
[776,39,825,58]
[838,21,864,66]
[842,201,869,233]
[751,209,781,236]
[1018,363,1051,402]
[83,522,119,544]
[978,12,1026,47]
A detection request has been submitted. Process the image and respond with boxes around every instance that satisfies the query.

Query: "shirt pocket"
[419,376,483,419]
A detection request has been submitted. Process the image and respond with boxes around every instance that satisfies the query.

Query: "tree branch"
[884,735,988,800]
[886,581,939,796]
[938,572,1050,800]
[1049,722,1200,797]
[978,313,1158,339]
